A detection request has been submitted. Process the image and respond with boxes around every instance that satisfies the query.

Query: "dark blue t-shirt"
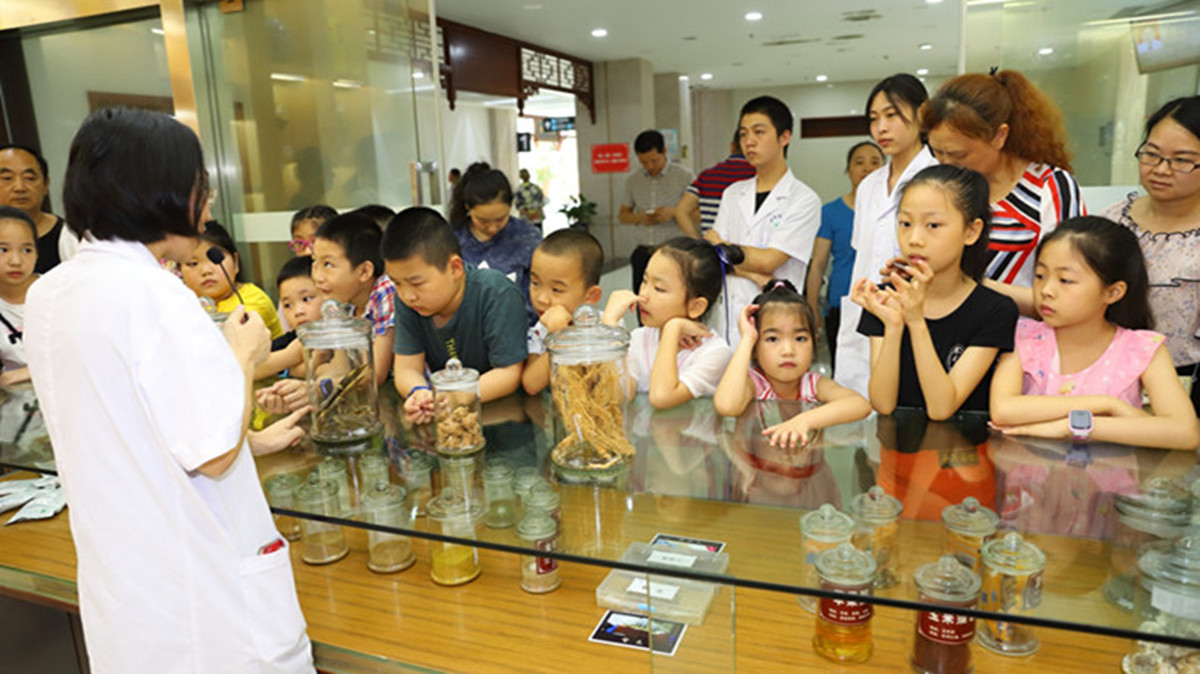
[454,216,541,324]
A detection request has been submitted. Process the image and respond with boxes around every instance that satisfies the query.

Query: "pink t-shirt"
[749,368,821,402]
[1014,317,1164,407]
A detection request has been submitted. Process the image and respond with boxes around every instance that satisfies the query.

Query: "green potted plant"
[559,194,597,231]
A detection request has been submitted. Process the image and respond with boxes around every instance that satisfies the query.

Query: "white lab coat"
[712,170,821,349]
[834,147,938,397]
[25,238,313,673]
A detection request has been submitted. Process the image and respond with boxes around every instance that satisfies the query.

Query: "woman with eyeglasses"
[1103,96,1200,412]
[920,70,1085,316]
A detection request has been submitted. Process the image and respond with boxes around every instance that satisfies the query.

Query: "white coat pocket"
[238,542,314,672]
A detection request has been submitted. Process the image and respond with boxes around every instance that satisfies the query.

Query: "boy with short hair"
[255,256,321,379]
[521,229,604,395]
[312,212,395,387]
[383,207,526,423]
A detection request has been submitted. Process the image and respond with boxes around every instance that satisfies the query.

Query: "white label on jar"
[626,577,680,601]
[1151,586,1200,621]
[647,550,697,568]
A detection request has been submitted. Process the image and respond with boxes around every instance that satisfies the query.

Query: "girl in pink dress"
[714,279,870,448]
[990,216,1199,450]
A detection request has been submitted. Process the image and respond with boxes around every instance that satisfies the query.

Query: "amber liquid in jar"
[813,581,874,663]
[911,602,976,674]
[431,543,480,585]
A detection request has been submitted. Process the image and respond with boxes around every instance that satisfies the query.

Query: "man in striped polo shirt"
[675,130,757,238]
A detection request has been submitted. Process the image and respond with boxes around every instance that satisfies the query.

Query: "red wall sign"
[591,143,630,174]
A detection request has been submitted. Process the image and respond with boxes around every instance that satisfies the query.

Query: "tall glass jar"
[517,511,561,594]
[427,495,482,586]
[482,462,517,529]
[362,484,415,573]
[431,358,485,456]
[977,532,1045,656]
[1126,534,1200,673]
[399,451,435,517]
[297,300,381,444]
[316,456,352,516]
[358,453,390,492]
[799,504,855,612]
[942,497,1000,572]
[546,305,634,480]
[813,542,877,664]
[263,473,302,542]
[912,555,982,674]
[1105,477,1191,612]
[849,485,903,589]
[294,474,349,565]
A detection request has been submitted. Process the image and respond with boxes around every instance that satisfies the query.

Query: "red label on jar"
[918,610,976,645]
[818,595,873,626]
[536,537,557,574]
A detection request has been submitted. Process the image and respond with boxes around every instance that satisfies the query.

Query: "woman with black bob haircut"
[24,107,314,671]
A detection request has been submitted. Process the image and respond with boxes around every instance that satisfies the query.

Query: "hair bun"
[760,278,797,293]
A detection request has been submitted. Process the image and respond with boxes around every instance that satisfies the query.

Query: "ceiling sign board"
[591,143,630,174]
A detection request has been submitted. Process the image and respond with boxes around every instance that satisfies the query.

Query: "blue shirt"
[454,216,541,324]
[817,198,856,311]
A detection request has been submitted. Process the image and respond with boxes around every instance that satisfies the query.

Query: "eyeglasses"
[288,238,314,253]
[1135,146,1200,174]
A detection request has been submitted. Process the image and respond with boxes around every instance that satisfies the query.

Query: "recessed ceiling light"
[815,74,828,82]
[745,11,763,21]
[1038,46,1054,55]
[700,73,714,80]
[270,73,306,83]
[679,75,689,81]
[151,27,165,36]
[926,0,944,4]
[412,71,425,79]
[916,68,929,75]
[591,28,608,38]
[919,43,932,50]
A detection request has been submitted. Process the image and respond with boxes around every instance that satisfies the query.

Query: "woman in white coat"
[834,74,938,397]
[25,108,314,673]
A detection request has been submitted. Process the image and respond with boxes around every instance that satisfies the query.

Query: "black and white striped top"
[986,162,1085,287]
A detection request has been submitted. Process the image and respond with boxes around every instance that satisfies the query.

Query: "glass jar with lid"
[482,461,517,529]
[297,299,381,444]
[524,482,562,530]
[517,510,561,593]
[436,454,485,524]
[942,496,1000,572]
[263,473,303,542]
[399,450,435,517]
[813,542,877,663]
[357,453,390,492]
[849,485,903,589]
[426,495,482,586]
[430,358,485,456]
[546,304,634,480]
[294,473,349,565]
[362,484,415,573]
[1126,533,1200,673]
[977,532,1045,656]
[1105,477,1192,613]
[799,503,855,612]
[911,555,982,674]
[316,456,352,516]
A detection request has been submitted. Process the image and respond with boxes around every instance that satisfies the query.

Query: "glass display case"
[1,382,1197,671]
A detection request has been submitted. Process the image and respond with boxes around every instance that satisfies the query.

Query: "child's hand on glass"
[737,304,760,343]
[850,278,903,328]
[541,305,573,333]
[602,289,643,326]
[764,414,814,449]
[403,389,435,425]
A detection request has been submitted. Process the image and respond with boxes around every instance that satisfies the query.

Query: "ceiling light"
[1038,46,1054,55]
[412,71,425,79]
[919,43,932,50]
[700,73,714,80]
[679,75,689,81]
[815,74,828,82]
[270,73,306,83]
[332,78,364,89]
[745,11,763,21]
[591,28,608,38]
[926,0,944,4]
[916,68,929,75]
[151,27,165,36]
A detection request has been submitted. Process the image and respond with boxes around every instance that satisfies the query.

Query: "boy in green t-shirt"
[383,207,527,424]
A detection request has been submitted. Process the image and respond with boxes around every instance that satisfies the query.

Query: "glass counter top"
[1,380,1197,648]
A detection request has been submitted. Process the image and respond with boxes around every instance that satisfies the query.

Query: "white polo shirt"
[25,237,313,673]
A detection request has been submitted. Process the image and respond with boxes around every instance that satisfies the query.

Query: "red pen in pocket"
[258,538,285,555]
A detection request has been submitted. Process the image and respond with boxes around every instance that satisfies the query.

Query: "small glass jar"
[977,532,1045,656]
[399,451,435,517]
[362,484,415,573]
[912,555,982,674]
[437,454,485,523]
[942,497,1000,572]
[813,542,877,664]
[849,485,903,589]
[1105,477,1191,613]
[431,358,485,456]
[513,466,545,508]
[799,504,855,612]
[358,453,390,492]
[294,474,349,565]
[1126,534,1200,673]
[316,456,352,516]
[524,482,562,529]
[298,300,381,444]
[482,462,517,529]
[263,473,303,542]
[516,511,561,593]
[427,495,482,586]
[546,305,634,477]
